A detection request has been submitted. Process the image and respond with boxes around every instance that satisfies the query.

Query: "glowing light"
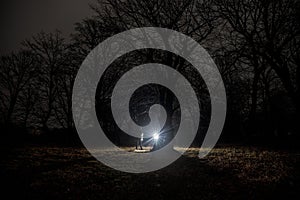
[153,133,159,140]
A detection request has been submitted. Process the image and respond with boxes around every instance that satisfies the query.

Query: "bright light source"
[153,133,159,140]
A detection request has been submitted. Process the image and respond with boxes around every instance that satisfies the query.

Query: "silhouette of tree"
[0,0,299,143]
[0,51,38,128]
[214,0,299,111]
[213,0,299,135]
[81,0,219,149]
[23,31,68,130]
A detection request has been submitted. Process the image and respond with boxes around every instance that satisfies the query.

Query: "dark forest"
[0,0,299,199]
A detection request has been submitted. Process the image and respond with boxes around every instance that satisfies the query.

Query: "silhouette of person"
[136,133,143,150]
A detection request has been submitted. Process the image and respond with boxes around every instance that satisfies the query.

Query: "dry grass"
[0,145,299,199]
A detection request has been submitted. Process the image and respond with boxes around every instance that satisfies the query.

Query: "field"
[1,145,299,199]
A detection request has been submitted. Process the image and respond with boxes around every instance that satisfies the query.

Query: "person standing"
[136,133,143,150]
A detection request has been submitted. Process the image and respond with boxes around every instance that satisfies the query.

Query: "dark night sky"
[0,0,94,55]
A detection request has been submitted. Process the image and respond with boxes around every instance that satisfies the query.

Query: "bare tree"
[72,0,219,149]
[0,51,38,128]
[214,0,300,111]
[23,31,68,130]
[17,81,39,128]
[53,50,77,131]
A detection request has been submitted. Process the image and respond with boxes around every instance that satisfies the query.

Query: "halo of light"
[153,133,159,140]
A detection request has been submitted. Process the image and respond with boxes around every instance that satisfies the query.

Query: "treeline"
[0,0,299,141]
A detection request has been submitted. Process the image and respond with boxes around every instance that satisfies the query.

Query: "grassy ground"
[0,144,299,199]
